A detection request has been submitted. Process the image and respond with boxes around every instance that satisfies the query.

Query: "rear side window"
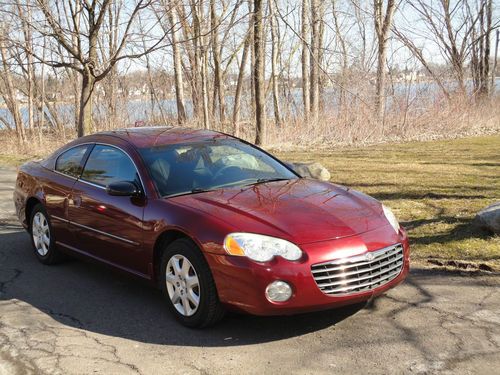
[55,145,89,178]
[81,145,140,187]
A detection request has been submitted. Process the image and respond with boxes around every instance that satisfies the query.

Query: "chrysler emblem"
[365,252,374,261]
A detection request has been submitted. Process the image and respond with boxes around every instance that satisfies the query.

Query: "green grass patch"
[276,135,500,268]
[1,135,499,268]
[0,154,34,167]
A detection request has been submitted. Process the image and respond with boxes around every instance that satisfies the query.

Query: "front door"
[68,144,148,277]
[45,144,91,248]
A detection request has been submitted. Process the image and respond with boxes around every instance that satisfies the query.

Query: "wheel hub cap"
[32,212,50,256]
[165,255,200,317]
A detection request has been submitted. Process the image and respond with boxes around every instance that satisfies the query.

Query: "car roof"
[91,126,234,148]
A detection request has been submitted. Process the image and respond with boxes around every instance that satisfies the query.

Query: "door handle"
[72,195,82,207]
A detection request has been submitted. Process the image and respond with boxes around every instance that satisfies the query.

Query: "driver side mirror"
[106,181,141,197]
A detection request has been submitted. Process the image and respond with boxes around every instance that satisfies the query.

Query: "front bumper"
[205,225,410,316]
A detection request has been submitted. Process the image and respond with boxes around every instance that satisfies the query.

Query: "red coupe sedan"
[13,127,409,327]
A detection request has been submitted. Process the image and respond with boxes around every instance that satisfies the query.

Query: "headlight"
[223,233,303,262]
[382,204,400,233]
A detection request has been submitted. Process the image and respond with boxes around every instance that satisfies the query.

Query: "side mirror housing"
[106,181,141,197]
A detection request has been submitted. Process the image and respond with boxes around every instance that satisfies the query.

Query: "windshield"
[139,139,298,197]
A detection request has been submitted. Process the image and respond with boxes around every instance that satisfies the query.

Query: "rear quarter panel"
[13,161,47,228]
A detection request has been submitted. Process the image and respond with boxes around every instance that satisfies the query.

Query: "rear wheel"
[30,204,63,265]
[159,238,225,328]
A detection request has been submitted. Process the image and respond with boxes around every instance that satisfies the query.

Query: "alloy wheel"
[32,212,50,256]
[165,254,201,316]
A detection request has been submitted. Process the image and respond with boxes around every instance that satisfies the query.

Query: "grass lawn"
[277,135,500,270]
[0,153,34,167]
[1,134,499,270]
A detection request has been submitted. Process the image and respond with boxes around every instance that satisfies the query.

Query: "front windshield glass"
[139,139,298,197]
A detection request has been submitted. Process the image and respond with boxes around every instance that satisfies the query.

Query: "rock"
[288,162,331,181]
[475,203,500,234]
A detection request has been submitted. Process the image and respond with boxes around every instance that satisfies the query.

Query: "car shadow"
[0,228,363,347]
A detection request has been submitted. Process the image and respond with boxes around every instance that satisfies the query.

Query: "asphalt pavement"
[1,165,499,374]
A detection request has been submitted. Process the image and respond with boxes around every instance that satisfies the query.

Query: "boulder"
[288,162,331,181]
[475,203,500,234]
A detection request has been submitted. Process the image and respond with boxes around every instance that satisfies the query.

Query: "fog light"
[265,280,292,302]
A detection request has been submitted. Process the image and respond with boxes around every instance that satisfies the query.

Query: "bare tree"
[0,28,26,143]
[309,0,323,120]
[332,0,348,113]
[23,0,166,136]
[374,0,397,122]
[253,0,266,145]
[301,0,310,119]
[210,0,226,124]
[492,29,499,92]
[269,0,282,126]
[15,0,35,134]
[166,1,187,124]
[471,0,493,98]
[232,15,252,137]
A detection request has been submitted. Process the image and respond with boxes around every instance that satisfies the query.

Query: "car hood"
[169,179,389,245]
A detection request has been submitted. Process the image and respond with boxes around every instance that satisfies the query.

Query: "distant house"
[398,71,425,82]
[14,90,27,102]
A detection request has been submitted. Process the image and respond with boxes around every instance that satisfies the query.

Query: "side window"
[55,145,89,178]
[81,145,140,187]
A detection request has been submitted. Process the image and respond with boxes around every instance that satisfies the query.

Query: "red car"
[13,127,409,327]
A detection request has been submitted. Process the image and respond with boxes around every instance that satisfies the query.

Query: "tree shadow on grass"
[471,162,500,167]
[406,220,493,246]
[371,191,489,201]
[401,216,469,231]
[334,181,399,188]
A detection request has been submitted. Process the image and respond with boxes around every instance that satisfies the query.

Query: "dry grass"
[1,94,499,157]
[264,96,500,148]
[1,109,499,269]
[0,132,73,166]
[277,135,500,270]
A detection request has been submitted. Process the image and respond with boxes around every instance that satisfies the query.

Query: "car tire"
[159,238,225,328]
[29,204,64,265]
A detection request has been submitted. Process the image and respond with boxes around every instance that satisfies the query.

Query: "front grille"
[311,244,404,296]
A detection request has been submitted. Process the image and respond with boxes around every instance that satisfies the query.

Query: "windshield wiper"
[190,188,216,194]
[244,178,290,187]
[165,188,216,198]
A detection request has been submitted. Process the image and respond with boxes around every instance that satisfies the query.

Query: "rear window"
[55,145,89,178]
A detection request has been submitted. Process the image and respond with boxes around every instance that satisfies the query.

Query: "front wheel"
[159,238,225,328]
[30,204,63,265]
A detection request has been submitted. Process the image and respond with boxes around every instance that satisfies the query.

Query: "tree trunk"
[317,4,325,111]
[301,0,310,120]
[492,29,499,92]
[0,35,26,143]
[269,0,281,126]
[16,0,34,134]
[253,0,266,145]
[478,0,492,97]
[309,0,320,121]
[168,3,187,124]
[250,0,256,123]
[374,0,396,123]
[233,31,251,137]
[332,0,347,114]
[201,43,210,130]
[375,37,388,120]
[189,0,203,122]
[210,0,225,125]
[39,52,45,143]
[78,71,95,137]
[441,0,465,95]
